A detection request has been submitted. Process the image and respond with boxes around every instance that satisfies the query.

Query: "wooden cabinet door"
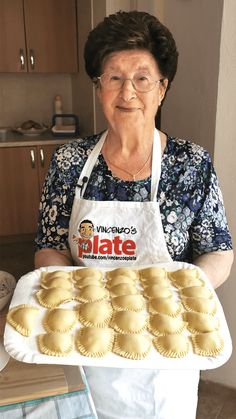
[37,143,60,194]
[0,0,27,72]
[24,0,78,73]
[0,147,40,236]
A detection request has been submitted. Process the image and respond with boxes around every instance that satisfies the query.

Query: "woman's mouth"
[116,106,139,112]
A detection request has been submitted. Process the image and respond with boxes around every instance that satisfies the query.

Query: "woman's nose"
[119,79,136,101]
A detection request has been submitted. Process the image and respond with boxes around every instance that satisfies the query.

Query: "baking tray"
[3,262,232,370]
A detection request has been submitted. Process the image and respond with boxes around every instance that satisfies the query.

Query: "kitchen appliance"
[51,114,79,137]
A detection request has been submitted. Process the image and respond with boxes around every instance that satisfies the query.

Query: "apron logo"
[72,219,94,252]
[73,219,137,261]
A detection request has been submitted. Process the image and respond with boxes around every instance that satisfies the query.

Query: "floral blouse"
[35,132,232,262]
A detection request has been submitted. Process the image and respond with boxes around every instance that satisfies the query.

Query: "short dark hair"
[84,10,178,90]
[79,219,94,228]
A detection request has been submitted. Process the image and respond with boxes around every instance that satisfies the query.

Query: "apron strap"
[77,129,162,201]
[150,129,161,201]
[77,131,108,198]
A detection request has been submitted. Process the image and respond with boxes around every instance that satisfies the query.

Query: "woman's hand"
[34,248,74,269]
[193,249,234,289]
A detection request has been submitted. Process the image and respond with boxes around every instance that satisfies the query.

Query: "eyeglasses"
[96,72,164,93]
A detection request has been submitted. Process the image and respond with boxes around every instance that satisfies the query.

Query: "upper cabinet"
[0,0,78,73]
[0,0,25,72]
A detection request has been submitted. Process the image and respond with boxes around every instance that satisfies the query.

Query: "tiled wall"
[0,74,73,129]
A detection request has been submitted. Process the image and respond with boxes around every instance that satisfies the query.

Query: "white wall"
[0,74,73,129]
[201,0,236,388]
[132,0,164,19]
[106,0,131,15]
[161,0,223,158]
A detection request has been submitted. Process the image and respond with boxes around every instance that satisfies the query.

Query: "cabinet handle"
[39,149,45,167]
[19,48,25,70]
[29,49,35,70]
[30,150,35,168]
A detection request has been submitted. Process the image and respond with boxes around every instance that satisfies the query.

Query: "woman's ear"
[96,85,102,102]
[159,78,168,103]
[92,78,102,102]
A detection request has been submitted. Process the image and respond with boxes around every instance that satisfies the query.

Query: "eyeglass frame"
[95,72,165,93]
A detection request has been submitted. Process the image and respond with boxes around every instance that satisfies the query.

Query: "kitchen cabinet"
[0,143,60,236]
[0,0,78,73]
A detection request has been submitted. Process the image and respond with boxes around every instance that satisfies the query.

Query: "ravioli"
[36,288,73,308]
[113,333,152,360]
[183,312,219,334]
[111,294,146,312]
[173,277,204,288]
[38,332,74,356]
[106,275,135,288]
[191,331,224,356]
[43,308,78,333]
[73,268,103,281]
[140,266,167,280]
[41,276,73,290]
[143,285,173,299]
[148,297,182,317]
[169,268,199,281]
[79,300,113,327]
[74,277,103,289]
[76,285,109,303]
[180,286,213,299]
[76,327,114,357]
[153,334,190,358]
[141,276,170,287]
[41,271,72,281]
[7,304,39,336]
[111,311,147,334]
[182,297,217,315]
[109,283,138,297]
[148,313,186,336]
[169,269,204,288]
[106,268,139,280]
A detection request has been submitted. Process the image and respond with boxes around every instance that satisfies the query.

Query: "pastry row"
[7,304,224,359]
[40,266,206,291]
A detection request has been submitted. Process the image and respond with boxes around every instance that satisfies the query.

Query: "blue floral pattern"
[35,132,232,262]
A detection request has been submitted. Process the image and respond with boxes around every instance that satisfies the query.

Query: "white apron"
[68,129,199,419]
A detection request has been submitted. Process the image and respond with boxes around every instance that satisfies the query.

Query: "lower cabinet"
[0,144,60,236]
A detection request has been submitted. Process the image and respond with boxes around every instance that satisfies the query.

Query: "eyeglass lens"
[99,73,159,92]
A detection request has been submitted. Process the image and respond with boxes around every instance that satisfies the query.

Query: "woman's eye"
[137,75,149,82]
[110,75,122,81]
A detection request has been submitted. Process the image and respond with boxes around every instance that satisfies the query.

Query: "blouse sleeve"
[190,154,233,257]
[35,144,79,250]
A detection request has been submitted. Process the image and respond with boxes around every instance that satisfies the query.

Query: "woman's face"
[97,49,168,134]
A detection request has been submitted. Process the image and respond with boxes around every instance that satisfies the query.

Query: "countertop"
[0,130,79,147]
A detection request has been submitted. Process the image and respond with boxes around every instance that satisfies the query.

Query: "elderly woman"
[35,11,233,419]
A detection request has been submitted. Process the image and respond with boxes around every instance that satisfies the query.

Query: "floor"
[197,380,236,419]
[1,238,236,418]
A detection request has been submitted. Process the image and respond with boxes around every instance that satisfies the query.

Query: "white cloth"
[68,129,199,419]
[84,367,199,419]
